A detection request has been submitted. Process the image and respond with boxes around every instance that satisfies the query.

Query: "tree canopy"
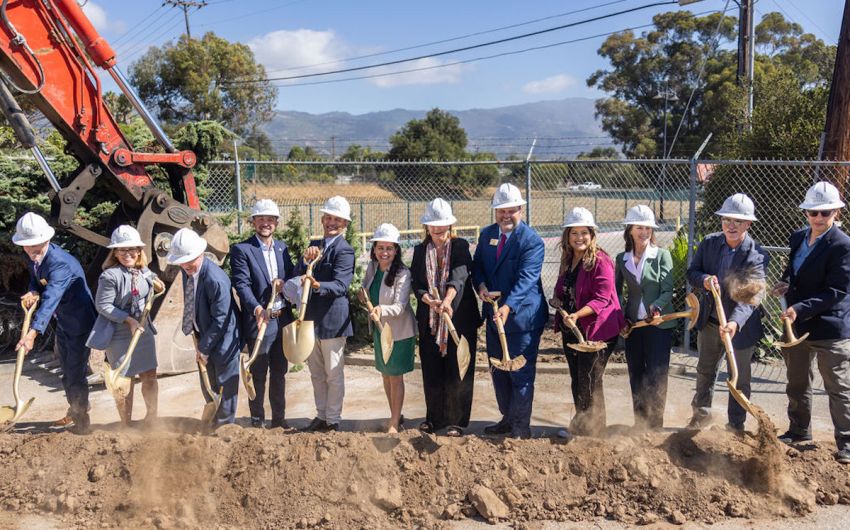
[129,32,277,135]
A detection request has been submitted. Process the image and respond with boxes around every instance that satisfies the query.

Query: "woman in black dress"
[411,198,482,436]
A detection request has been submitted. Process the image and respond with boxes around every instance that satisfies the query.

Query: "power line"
[773,0,836,44]
[163,0,208,39]
[260,0,631,76]
[110,4,169,46]
[226,1,679,85]
[195,0,314,30]
[119,11,193,61]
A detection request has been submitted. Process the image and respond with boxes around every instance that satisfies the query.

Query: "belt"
[708,316,720,326]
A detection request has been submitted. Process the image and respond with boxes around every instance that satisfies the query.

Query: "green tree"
[129,33,277,135]
[280,208,310,260]
[387,108,497,196]
[577,146,621,159]
[340,144,384,161]
[588,11,833,159]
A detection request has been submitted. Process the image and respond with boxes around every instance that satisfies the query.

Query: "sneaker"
[303,417,327,432]
[250,417,265,428]
[684,415,711,431]
[557,428,572,440]
[835,449,850,464]
[777,430,812,444]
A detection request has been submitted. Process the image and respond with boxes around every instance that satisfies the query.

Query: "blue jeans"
[487,325,542,437]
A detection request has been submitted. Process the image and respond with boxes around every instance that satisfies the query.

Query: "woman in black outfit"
[411,198,482,436]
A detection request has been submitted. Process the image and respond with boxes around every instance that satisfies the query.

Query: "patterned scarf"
[425,238,452,355]
[128,268,143,320]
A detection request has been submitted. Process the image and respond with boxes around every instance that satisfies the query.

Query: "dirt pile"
[0,425,848,529]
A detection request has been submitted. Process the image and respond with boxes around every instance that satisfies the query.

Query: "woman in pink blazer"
[552,207,625,437]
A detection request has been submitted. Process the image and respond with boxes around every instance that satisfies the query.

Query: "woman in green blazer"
[614,205,674,429]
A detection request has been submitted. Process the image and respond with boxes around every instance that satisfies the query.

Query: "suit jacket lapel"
[494,222,521,271]
[196,258,207,323]
[274,240,286,280]
[797,228,833,275]
[249,237,271,284]
[728,234,752,272]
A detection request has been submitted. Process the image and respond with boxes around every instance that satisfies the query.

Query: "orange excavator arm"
[0,0,228,374]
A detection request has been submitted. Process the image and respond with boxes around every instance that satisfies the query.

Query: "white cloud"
[522,74,576,95]
[369,58,465,88]
[248,29,349,76]
[82,2,126,34]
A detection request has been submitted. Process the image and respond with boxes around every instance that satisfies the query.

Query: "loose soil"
[1,423,848,529]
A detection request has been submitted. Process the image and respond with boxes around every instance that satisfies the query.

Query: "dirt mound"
[0,425,848,528]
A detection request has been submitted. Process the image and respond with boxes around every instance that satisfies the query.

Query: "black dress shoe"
[778,430,812,444]
[303,417,327,432]
[510,429,532,440]
[483,420,511,435]
[270,419,290,429]
[324,422,339,432]
[250,417,265,428]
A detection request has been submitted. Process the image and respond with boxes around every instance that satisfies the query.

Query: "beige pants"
[307,337,347,424]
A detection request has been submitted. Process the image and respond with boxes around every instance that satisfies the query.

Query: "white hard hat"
[799,181,846,211]
[562,207,597,228]
[166,228,208,265]
[370,223,401,244]
[491,183,527,209]
[250,199,281,219]
[319,195,352,221]
[12,212,55,246]
[421,198,457,226]
[622,205,658,228]
[715,193,757,221]
[107,225,145,248]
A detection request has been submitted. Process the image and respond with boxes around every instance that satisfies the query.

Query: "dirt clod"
[468,484,510,520]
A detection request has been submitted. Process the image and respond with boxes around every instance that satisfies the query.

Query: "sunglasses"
[115,248,141,256]
[720,217,747,227]
[805,210,835,218]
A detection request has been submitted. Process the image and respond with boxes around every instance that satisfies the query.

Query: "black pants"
[563,332,617,436]
[625,326,672,428]
[247,322,288,423]
[56,327,90,419]
[419,325,476,429]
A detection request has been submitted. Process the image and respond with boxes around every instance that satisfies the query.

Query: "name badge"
[40,279,47,286]
[489,238,499,246]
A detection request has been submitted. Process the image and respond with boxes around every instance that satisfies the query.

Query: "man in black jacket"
[774,182,850,464]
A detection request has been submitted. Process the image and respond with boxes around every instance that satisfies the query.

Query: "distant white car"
[568,181,602,190]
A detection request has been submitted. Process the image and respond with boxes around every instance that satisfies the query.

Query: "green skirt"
[374,331,415,376]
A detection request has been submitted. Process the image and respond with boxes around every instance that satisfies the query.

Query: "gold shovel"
[708,279,756,415]
[103,279,165,409]
[775,295,809,348]
[621,293,700,338]
[192,336,222,430]
[430,287,471,380]
[0,298,39,429]
[547,299,606,352]
[362,287,393,364]
[483,291,526,371]
[282,252,322,363]
[241,279,282,400]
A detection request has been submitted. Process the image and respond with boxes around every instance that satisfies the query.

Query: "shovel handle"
[113,278,165,380]
[487,298,510,362]
[708,280,738,388]
[556,308,587,344]
[361,287,382,324]
[297,252,323,323]
[430,287,462,344]
[246,280,282,369]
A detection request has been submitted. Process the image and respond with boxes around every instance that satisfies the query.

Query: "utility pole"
[331,136,336,160]
[163,0,207,40]
[654,84,678,223]
[736,0,755,127]
[822,0,850,195]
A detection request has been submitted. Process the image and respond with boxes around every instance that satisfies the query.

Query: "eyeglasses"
[720,217,747,227]
[805,210,836,218]
[115,248,141,256]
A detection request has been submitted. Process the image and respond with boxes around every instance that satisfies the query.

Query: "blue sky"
[85,0,844,115]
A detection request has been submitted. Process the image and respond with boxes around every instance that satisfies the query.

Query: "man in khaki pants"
[296,196,355,432]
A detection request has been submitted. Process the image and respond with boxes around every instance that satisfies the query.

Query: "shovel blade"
[0,406,16,423]
[380,324,394,364]
[456,337,471,380]
[283,321,315,363]
[507,355,527,371]
[102,362,117,393]
[240,354,257,400]
[201,401,218,425]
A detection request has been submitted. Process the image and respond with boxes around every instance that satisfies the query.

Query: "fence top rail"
[695,159,850,167]
[209,158,850,167]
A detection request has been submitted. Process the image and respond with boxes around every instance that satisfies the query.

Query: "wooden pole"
[822,0,850,195]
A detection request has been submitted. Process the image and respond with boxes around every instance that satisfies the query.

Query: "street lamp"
[653,85,678,223]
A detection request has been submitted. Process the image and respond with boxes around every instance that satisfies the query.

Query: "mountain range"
[261,97,608,158]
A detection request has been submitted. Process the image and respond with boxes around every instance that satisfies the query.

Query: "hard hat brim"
[562,221,598,229]
[249,212,281,219]
[798,200,846,210]
[622,220,658,228]
[492,199,527,209]
[12,226,55,246]
[714,210,757,221]
[319,208,352,221]
[107,240,146,249]
[421,215,457,227]
[370,237,400,244]
[166,241,207,265]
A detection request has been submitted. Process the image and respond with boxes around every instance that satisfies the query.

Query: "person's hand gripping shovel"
[430,287,471,380]
[0,297,40,429]
[361,287,394,364]
[481,291,526,371]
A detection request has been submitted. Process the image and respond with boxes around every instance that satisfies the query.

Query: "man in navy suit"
[168,228,242,427]
[686,193,769,432]
[230,199,295,429]
[296,196,355,432]
[472,183,548,439]
[14,212,97,434]
[773,182,850,464]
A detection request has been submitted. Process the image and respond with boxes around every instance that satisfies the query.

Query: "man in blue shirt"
[774,182,850,465]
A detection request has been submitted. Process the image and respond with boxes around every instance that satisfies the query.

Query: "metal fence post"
[684,134,712,350]
[233,139,243,235]
[525,140,536,226]
[360,201,365,232]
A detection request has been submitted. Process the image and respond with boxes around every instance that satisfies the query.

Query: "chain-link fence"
[206,158,850,351]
